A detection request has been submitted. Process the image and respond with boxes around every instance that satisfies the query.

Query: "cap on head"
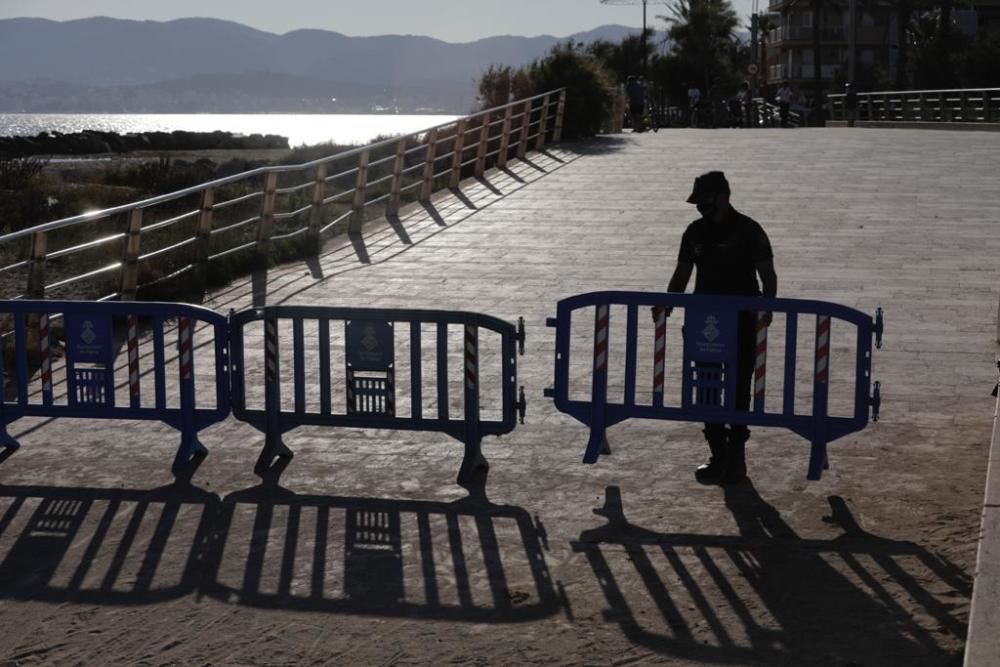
[686,171,730,204]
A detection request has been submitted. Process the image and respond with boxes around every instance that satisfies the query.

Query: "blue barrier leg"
[172,427,207,472]
[806,439,828,481]
[457,435,488,485]
[458,323,488,484]
[584,305,611,464]
[583,426,611,464]
[0,423,19,451]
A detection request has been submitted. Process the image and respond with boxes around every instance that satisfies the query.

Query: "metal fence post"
[119,208,143,300]
[193,188,215,290]
[449,119,467,189]
[497,105,513,169]
[387,138,406,216]
[25,231,48,300]
[552,89,567,142]
[941,92,950,121]
[307,163,326,252]
[350,148,370,233]
[984,91,993,123]
[474,116,489,177]
[866,95,873,121]
[420,128,438,202]
[255,172,278,270]
[535,94,550,151]
[517,99,532,159]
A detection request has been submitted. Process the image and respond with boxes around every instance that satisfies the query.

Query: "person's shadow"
[572,483,971,665]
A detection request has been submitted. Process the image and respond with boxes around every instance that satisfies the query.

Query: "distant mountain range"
[0,17,640,114]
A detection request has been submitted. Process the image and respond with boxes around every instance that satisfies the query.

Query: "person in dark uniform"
[625,75,646,131]
[654,171,777,484]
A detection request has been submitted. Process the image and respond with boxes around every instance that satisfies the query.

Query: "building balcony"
[770,63,841,82]
[767,25,886,45]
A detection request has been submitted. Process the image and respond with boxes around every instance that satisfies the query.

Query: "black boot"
[720,430,748,485]
[695,428,728,485]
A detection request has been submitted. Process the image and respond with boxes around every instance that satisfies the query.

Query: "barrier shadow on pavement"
[200,476,563,623]
[571,484,971,665]
[0,474,564,624]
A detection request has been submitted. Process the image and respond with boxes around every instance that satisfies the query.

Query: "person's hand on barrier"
[651,305,672,322]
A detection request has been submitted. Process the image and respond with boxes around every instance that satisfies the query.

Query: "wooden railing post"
[350,148,370,234]
[917,93,926,120]
[497,105,513,169]
[474,116,489,177]
[449,119,467,189]
[193,188,215,290]
[387,138,406,216]
[517,100,532,159]
[255,172,278,270]
[420,128,439,202]
[306,164,326,252]
[25,231,48,300]
[535,94,550,151]
[119,208,143,300]
[552,89,567,142]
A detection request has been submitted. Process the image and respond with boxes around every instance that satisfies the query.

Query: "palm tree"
[659,0,740,92]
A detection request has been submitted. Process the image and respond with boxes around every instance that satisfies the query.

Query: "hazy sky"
[0,0,759,42]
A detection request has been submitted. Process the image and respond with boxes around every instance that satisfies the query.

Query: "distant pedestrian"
[653,171,778,485]
[776,82,793,127]
[688,85,702,127]
[845,82,859,127]
[625,75,646,132]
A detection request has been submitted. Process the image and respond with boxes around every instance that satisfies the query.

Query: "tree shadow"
[0,471,564,624]
[571,484,970,665]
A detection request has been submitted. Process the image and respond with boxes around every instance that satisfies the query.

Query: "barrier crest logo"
[702,315,720,342]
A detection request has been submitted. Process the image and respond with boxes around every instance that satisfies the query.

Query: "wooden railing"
[0,90,567,303]
[828,87,1000,124]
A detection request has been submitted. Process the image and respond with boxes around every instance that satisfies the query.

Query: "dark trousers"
[779,102,790,127]
[704,312,757,444]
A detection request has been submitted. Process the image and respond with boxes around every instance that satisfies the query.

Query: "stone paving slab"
[1,128,999,665]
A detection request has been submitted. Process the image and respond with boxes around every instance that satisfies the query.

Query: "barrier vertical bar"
[783,314,797,416]
[624,305,637,407]
[38,312,52,406]
[387,139,406,216]
[653,307,666,407]
[14,313,27,405]
[552,89,567,143]
[173,315,206,471]
[449,119,467,189]
[256,172,278,271]
[420,128,439,202]
[517,100,532,159]
[808,315,831,479]
[119,209,142,301]
[193,188,215,290]
[753,312,768,413]
[411,322,423,420]
[583,303,611,463]
[153,318,166,409]
[497,105,513,169]
[293,317,305,414]
[350,148,370,234]
[475,117,489,177]
[535,94,550,151]
[127,314,140,408]
[458,322,485,483]
[437,322,449,420]
[307,164,326,251]
[319,318,331,415]
[257,310,291,473]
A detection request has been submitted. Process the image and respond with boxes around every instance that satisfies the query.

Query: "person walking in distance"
[776,81,794,127]
[625,75,647,132]
[653,171,777,484]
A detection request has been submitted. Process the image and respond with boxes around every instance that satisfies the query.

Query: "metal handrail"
[0,89,567,303]
[828,87,999,122]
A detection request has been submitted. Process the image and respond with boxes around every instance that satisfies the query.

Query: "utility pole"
[811,0,823,126]
[848,0,856,85]
[750,1,759,99]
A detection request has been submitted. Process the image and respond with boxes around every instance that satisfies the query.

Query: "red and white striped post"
[127,314,140,407]
[753,311,769,412]
[39,313,52,404]
[178,316,192,381]
[808,314,832,480]
[584,304,611,463]
[653,307,666,406]
[815,315,830,385]
[459,322,484,483]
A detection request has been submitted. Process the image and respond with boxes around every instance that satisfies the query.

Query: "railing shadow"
[571,484,970,665]
[0,470,563,624]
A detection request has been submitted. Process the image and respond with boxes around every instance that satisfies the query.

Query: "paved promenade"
[1,128,999,665]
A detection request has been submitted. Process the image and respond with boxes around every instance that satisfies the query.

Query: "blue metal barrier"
[0,300,230,471]
[544,291,883,480]
[229,306,526,484]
